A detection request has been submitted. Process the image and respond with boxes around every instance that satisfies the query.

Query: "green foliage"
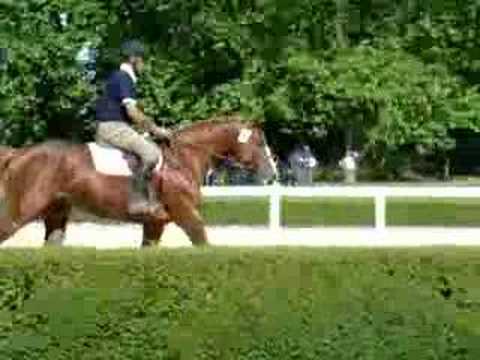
[1,248,480,359]
[1,0,480,175]
[0,0,110,144]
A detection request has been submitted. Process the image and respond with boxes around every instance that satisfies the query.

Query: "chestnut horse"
[0,114,277,247]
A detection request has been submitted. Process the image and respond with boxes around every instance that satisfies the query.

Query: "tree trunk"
[396,0,417,37]
[335,0,349,48]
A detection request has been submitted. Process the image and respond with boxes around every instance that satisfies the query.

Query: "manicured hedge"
[1,248,480,359]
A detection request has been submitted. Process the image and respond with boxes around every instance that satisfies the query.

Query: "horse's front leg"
[169,198,208,247]
[184,213,208,247]
[177,210,208,246]
[142,218,167,247]
[0,176,59,245]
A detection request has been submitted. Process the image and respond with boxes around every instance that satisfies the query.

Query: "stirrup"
[128,199,152,215]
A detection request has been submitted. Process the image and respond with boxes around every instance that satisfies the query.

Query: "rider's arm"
[117,74,170,139]
[125,103,170,139]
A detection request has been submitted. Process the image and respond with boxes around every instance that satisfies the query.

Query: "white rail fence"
[202,184,480,232]
[4,184,480,248]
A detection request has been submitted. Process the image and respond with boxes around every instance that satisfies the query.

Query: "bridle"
[168,137,253,172]
[162,128,276,173]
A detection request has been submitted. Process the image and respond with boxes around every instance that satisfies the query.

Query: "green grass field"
[201,197,480,227]
[1,247,480,359]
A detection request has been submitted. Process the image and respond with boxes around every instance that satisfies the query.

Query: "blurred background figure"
[339,150,360,183]
[287,144,318,186]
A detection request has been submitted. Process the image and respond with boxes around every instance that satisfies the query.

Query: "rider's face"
[132,56,145,74]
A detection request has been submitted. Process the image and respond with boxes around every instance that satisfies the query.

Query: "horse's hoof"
[45,230,66,246]
[193,241,209,247]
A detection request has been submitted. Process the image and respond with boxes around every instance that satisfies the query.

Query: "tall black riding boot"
[128,165,153,216]
[128,165,166,217]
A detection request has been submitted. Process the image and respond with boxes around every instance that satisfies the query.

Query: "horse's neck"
[173,146,210,185]
[174,127,232,185]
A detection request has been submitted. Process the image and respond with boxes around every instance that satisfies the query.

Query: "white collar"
[120,63,137,83]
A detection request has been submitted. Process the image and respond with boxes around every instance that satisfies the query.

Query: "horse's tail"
[0,146,17,196]
[0,146,17,173]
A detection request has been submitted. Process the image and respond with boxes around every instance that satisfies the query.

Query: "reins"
[168,137,254,171]
[154,117,271,173]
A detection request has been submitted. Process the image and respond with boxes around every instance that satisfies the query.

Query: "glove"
[153,126,171,138]
[151,126,172,146]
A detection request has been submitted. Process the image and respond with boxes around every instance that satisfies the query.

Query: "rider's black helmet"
[120,39,145,59]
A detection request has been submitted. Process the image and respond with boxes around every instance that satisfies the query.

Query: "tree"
[1,0,480,179]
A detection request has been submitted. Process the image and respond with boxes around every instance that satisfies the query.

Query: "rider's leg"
[96,121,164,215]
[129,151,159,214]
[125,132,164,215]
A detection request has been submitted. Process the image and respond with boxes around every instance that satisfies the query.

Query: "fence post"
[269,183,281,231]
[374,193,386,231]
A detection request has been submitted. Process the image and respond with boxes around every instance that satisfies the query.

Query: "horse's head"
[225,120,278,184]
[172,114,278,184]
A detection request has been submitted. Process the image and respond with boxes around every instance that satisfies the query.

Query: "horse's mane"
[172,112,260,137]
[41,139,77,149]
[163,113,258,169]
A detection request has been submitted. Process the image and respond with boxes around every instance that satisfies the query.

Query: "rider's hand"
[152,126,171,138]
[151,126,172,146]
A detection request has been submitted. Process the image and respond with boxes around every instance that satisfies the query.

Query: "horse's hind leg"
[0,186,58,245]
[44,199,71,246]
[0,216,20,243]
[0,199,35,244]
[0,201,50,245]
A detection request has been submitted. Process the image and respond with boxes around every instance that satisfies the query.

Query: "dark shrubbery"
[1,0,480,175]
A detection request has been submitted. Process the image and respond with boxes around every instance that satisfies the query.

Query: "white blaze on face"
[238,128,253,144]
[264,142,278,178]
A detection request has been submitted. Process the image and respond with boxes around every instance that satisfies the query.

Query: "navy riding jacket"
[95,69,137,123]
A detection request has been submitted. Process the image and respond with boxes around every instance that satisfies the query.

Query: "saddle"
[87,142,161,177]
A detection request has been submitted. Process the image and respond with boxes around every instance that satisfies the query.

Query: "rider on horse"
[95,39,171,216]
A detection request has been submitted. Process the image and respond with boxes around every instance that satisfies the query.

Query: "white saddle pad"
[87,143,161,177]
